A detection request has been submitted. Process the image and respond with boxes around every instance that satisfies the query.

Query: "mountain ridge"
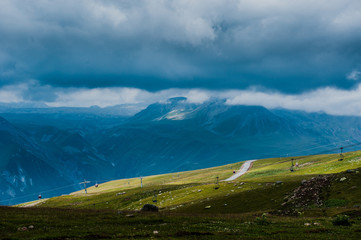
[1,98,361,204]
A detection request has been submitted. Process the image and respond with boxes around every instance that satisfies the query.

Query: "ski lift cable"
[292,139,356,158]
[277,141,361,165]
[252,139,361,167]
[282,139,352,157]
[283,140,346,154]
[0,183,79,203]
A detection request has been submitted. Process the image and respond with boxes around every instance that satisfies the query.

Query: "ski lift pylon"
[290,158,295,172]
[339,147,344,161]
[214,176,220,189]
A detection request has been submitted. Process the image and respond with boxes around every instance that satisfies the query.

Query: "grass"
[26,151,361,211]
[2,207,361,239]
[6,150,361,239]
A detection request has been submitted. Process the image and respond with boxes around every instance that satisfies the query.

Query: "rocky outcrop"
[280,175,332,215]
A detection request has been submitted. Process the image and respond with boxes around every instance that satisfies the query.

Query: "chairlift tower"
[290,158,295,172]
[339,147,344,161]
[214,176,220,189]
[79,179,90,194]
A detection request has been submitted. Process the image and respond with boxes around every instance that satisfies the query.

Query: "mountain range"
[1,97,361,204]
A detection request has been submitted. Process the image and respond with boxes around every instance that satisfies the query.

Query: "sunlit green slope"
[18,150,361,215]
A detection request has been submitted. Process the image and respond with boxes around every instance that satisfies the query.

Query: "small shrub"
[325,199,348,207]
[332,214,351,226]
[255,213,270,225]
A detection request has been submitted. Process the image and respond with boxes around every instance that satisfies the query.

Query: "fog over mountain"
[1,98,361,204]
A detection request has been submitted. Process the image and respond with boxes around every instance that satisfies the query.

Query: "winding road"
[223,160,256,181]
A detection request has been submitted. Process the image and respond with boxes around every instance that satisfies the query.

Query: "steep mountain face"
[1,98,361,204]
[0,116,117,204]
[191,102,298,136]
[22,125,114,182]
[0,117,72,204]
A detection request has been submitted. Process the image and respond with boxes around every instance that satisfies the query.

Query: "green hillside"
[4,150,361,239]
[18,150,361,213]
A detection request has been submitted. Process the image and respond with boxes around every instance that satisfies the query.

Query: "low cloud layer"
[0,0,361,93]
[2,81,361,116]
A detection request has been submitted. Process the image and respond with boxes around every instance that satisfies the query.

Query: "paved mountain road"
[223,160,256,181]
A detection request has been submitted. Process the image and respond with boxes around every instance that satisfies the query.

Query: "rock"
[340,177,347,182]
[204,206,211,209]
[198,189,202,192]
[28,225,34,229]
[280,175,332,214]
[346,169,356,173]
[153,230,159,234]
[275,181,283,185]
[313,222,320,226]
[141,204,159,212]
[126,214,135,218]
[18,226,28,231]
[304,223,311,226]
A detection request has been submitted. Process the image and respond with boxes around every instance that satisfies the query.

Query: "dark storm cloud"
[0,0,361,93]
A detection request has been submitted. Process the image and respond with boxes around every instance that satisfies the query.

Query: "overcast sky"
[0,0,361,115]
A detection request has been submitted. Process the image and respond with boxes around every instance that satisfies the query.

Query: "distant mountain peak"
[167,97,187,103]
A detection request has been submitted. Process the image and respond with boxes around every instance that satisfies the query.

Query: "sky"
[0,0,361,115]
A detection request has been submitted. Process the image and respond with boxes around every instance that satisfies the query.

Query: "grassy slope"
[17,150,361,214]
[5,150,361,239]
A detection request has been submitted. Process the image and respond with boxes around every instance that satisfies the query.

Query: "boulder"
[141,204,159,212]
